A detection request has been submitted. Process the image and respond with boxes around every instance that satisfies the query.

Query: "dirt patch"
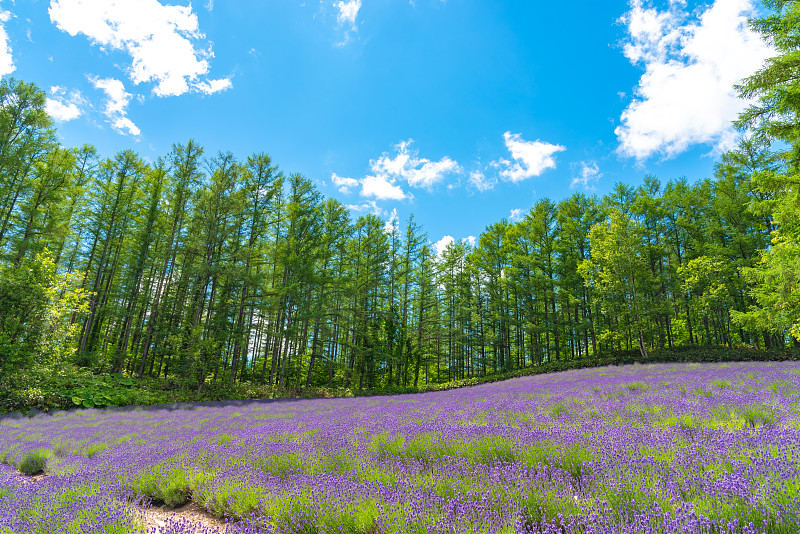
[10,470,47,484]
[137,501,228,533]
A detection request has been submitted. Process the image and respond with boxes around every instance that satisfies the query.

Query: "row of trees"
[0,1,798,392]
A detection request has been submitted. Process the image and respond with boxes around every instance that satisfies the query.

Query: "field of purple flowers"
[1,362,799,534]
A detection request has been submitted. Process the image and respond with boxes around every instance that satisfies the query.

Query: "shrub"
[18,450,49,476]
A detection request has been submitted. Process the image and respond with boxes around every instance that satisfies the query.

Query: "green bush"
[18,450,49,476]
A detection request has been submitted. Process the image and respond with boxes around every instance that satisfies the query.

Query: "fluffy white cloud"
[434,235,454,257]
[371,139,461,189]
[462,235,476,247]
[360,173,410,201]
[46,86,85,122]
[0,9,14,76]
[617,0,773,160]
[351,139,459,202]
[46,99,82,121]
[49,0,231,97]
[493,132,565,182]
[468,169,497,192]
[91,77,140,136]
[509,208,524,222]
[331,172,359,194]
[571,161,601,190]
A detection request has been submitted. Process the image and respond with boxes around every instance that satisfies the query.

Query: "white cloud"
[434,235,454,257]
[509,208,524,222]
[45,86,85,122]
[332,172,359,194]
[91,77,140,136]
[194,78,232,95]
[493,132,565,182]
[617,0,773,160]
[350,139,459,202]
[334,0,361,45]
[347,200,383,215]
[571,161,601,190]
[371,139,461,189]
[360,173,410,201]
[0,9,14,76]
[468,169,497,192]
[49,0,230,97]
[335,0,361,25]
[462,235,476,247]
[46,99,82,121]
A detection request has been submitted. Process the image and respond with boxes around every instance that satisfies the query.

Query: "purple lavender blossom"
[1,362,799,533]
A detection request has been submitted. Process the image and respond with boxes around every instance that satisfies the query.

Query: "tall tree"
[138,140,204,378]
[77,150,146,364]
[733,0,800,342]
[580,209,655,358]
[229,153,280,382]
[0,79,57,250]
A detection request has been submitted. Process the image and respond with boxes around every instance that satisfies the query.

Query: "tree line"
[1,2,798,393]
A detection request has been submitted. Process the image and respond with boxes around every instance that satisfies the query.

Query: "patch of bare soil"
[137,501,228,533]
[17,472,48,483]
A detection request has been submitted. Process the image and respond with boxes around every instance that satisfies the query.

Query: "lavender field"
[2,362,800,534]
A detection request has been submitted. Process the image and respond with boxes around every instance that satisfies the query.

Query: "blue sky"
[0,0,774,252]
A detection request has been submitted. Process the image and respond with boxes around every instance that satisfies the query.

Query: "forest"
[0,1,798,408]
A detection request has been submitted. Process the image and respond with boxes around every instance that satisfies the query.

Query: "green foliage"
[679,257,733,331]
[737,405,777,428]
[579,208,655,358]
[730,2,800,342]
[0,365,163,413]
[2,72,800,411]
[0,253,53,373]
[734,236,800,341]
[17,449,50,476]
[0,251,89,375]
[122,464,207,507]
